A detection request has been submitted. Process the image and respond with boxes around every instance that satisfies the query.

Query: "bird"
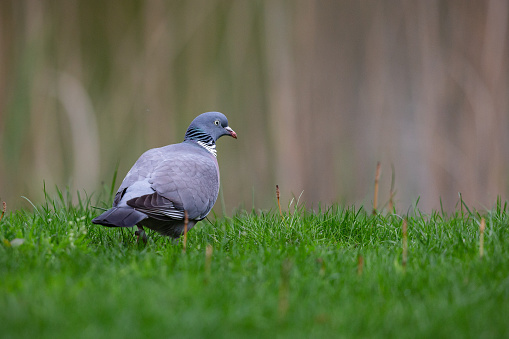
[92,112,237,242]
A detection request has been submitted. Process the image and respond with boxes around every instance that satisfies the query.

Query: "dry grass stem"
[357,255,364,276]
[388,164,395,212]
[480,218,485,258]
[402,219,408,269]
[278,258,292,319]
[316,258,325,276]
[183,210,188,253]
[205,244,213,282]
[459,193,464,216]
[0,202,5,222]
[276,185,283,218]
[373,162,381,214]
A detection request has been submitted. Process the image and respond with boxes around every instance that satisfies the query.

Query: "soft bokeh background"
[1,1,508,213]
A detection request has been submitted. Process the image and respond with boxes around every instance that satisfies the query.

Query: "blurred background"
[0,1,508,214]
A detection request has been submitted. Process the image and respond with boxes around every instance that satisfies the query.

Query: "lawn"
[1,192,508,338]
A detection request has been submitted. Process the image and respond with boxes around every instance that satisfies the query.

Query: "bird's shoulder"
[121,142,212,180]
[150,144,219,194]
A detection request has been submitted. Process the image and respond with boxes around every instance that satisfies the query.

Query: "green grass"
[1,192,508,338]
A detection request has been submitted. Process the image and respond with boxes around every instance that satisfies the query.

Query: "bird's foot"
[135,226,147,243]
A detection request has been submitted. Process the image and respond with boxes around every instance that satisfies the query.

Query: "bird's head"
[185,112,237,143]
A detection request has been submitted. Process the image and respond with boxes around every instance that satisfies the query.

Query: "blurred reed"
[0,1,508,213]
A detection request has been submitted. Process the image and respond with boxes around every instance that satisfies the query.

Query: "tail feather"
[92,207,147,228]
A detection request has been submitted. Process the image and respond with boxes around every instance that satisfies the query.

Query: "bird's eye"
[214,120,220,126]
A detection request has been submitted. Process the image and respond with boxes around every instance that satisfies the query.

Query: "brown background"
[1,1,508,214]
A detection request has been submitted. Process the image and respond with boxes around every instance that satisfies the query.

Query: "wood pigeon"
[92,112,237,241]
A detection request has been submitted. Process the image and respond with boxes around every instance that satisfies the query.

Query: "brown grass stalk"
[357,255,364,276]
[278,258,292,319]
[373,162,381,214]
[183,210,188,253]
[388,164,395,212]
[316,258,325,276]
[480,218,485,258]
[276,185,283,218]
[402,219,408,269]
[0,202,5,222]
[204,244,213,283]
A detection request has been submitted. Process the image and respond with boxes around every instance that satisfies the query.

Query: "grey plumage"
[92,112,237,239]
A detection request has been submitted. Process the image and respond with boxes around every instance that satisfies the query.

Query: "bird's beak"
[225,126,237,139]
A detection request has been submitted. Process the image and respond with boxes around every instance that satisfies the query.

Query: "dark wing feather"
[113,187,127,206]
[113,148,166,207]
[126,192,185,220]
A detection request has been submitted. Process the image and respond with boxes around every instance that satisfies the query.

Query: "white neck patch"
[197,141,217,157]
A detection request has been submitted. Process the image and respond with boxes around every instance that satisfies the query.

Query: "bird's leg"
[135,225,147,243]
[183,210,188,252]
